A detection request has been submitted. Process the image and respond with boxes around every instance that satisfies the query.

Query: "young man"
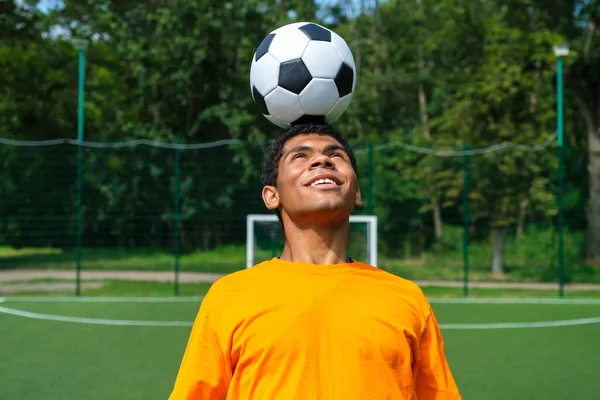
[169,123,461,399]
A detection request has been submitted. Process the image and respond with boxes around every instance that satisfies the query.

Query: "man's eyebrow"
[283,144,349,160]
[284,145,313,159]
[323,144,348,154]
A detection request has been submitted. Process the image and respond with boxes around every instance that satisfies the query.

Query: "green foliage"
[383,225,599,283]
[0,0,597,279]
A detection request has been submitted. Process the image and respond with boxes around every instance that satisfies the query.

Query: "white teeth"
[310,178,336,187]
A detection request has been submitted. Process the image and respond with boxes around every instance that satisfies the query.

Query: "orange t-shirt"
[169,258,461,399]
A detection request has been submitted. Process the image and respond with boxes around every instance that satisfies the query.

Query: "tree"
[559,0,600,262]
[432,1,560,274]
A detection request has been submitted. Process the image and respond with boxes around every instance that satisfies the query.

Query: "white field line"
[439,316,600,330]
[3,296,600,304]
[0,296,204,303]
[0,306,193,327]
[1,297,600,329]
[428,297,600,305]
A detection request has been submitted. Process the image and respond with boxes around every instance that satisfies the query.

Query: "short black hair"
[261,123,358,222]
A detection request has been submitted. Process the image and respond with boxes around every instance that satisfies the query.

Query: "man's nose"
[310,154,334,169]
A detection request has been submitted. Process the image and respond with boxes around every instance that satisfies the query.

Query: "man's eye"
[292,153,305,160]
[331,152,343,158]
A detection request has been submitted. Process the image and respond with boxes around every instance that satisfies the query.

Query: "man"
[169,123,461,399]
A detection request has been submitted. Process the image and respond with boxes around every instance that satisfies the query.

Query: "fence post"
[367,143,374,215]
[74,43,86,297]
[557,144,565,297]
[173,141,181,297]
[462,144,470,297]
[556,55,566,298]
[75,142,83,296]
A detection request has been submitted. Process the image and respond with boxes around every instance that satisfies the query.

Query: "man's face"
[262,134,362,223]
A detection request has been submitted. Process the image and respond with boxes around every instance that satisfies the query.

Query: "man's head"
[261,123,362,226]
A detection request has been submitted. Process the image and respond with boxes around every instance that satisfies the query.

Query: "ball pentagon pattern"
[250,22,356,129]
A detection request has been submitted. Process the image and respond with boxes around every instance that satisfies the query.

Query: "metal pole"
[75,43,87,297]
[173,142,181,296]
[77,49,85,142]
[75,142,83,296]
[462,144,470,297]
[556,55,565,298]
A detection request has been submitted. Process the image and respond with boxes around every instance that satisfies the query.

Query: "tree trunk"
[278,0,286,23]
[415,0,429,139]
[516,199,527,237]
[586,129,600,260]
[431,197,443,239]
[416,2,430,140]
[492,226,509,275]
[415,0,442,240]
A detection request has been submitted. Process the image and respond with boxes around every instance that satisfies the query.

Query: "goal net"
[246,214,378,268]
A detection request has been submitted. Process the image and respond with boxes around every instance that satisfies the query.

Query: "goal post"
[246,214,378,268]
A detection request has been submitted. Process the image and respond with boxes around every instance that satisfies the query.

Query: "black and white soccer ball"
[250,22,356,129]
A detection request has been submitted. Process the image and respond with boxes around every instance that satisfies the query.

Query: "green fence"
[0,134,590,296]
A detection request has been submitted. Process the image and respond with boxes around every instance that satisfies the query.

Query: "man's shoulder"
[205,259,278,295]
[352,261,428,298]
[353,261,421,285]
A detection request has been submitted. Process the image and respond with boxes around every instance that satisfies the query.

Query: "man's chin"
[295,204,355,219]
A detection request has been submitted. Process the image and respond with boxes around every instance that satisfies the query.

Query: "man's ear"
[262,185,280,210]
[355,185,363,207]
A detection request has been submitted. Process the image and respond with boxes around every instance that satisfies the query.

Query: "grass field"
[2,238,599,399]
[1,295,599,400]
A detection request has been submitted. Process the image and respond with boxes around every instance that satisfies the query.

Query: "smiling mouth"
[310,178,339,187]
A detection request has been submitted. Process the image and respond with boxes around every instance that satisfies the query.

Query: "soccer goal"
[246,214,378,268]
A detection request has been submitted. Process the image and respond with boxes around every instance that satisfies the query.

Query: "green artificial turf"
[1,297,599,399]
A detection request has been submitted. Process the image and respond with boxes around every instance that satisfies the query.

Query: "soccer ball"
[250,22,356,129]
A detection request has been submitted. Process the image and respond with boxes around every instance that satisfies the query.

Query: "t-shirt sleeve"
[414,307,462,399]
[168,288,231,400]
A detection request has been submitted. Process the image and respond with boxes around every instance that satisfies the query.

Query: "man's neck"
[279,218,350,265]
